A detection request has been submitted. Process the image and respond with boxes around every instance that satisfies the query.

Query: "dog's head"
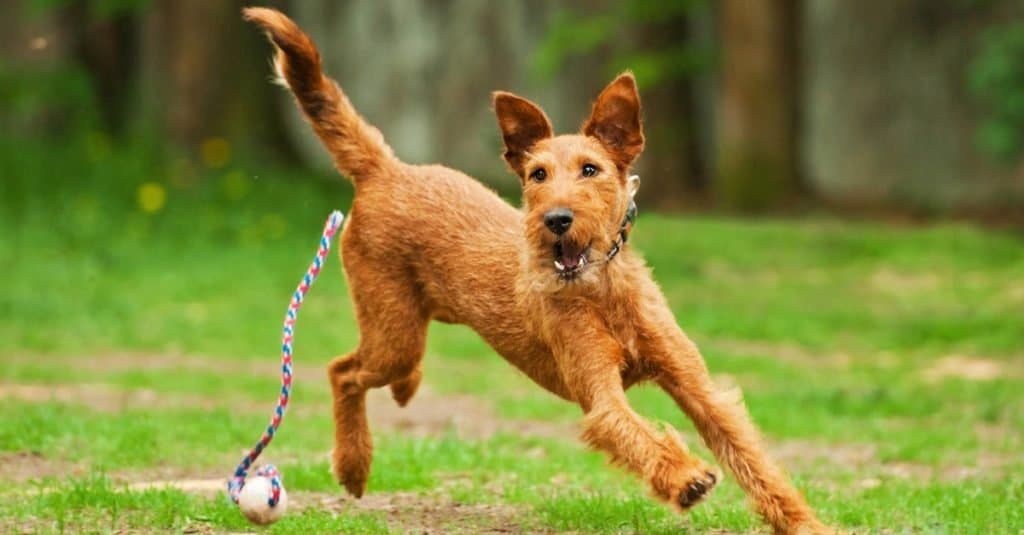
[494,73,643,288]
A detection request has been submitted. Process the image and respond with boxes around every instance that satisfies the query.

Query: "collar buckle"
[606,198,637,262]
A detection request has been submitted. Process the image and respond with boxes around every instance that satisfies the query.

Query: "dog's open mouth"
[553,241,591,279]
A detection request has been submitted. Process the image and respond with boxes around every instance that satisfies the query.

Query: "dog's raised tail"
[243,7,395,181]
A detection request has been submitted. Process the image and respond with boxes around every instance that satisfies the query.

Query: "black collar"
[606,199,637,261]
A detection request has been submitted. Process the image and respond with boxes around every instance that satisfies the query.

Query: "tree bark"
[715,0,801,211]
[60,2,137,134]
[138,0,292,159]
[634,12,708,209]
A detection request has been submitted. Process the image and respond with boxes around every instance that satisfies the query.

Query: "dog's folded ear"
[493,92,554,178]
[582,72,644,170]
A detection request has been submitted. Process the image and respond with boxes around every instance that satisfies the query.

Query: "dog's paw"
[676,468,719,509]
[329,447,369,498]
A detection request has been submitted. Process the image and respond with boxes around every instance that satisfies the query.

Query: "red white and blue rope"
[227,210,344,507]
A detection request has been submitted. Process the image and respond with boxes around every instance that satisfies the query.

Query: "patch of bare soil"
[125,477,225,494]
[0,451,83,483]
[306,491,530,534]
[7,352,244,375]
[770,440,876,469]
[769,436,1018,488]
[922,355,1005,382]
[7,352,574,440]
[0,378,575,444]
[0,382,226,413]
[363,386,576,441]
[870,268,941,294]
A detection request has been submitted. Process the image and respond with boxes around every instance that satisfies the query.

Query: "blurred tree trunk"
[715,0,801,211]
[138,0,292,161]
[0,2,77,134]
[59,2,136,134]
[635,14,707,209]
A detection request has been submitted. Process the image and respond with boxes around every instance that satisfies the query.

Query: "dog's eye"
[581,164,598,178]
[529,168,547,183]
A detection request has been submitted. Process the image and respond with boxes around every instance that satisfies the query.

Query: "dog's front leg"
[636,299,829,534]
[554,326,719,511]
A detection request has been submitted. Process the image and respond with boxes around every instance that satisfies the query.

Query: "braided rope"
[227,210,344,507]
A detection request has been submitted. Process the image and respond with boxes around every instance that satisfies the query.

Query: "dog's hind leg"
[637,299,828,534]
[326,261,429,498]
[326,348,373,497]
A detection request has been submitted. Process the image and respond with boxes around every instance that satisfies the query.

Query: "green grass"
[9,475,390,534]
[1,135,1023,532]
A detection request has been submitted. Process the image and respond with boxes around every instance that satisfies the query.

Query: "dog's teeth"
[554,260,565,271]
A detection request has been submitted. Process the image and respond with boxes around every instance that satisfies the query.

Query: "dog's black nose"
[543,208,574,235]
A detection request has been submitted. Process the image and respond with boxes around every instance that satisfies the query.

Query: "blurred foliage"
[968,22,1024,160]
[0,63,100,134]
[533,0,712,89]
[2,1,148,137]
[27,0,150,20]
[0,124,345,259]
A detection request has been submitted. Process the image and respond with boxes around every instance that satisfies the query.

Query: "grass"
[1,134,1023,533]
[15,475,391,534]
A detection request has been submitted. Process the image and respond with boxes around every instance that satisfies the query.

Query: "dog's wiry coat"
[243,8,829,534]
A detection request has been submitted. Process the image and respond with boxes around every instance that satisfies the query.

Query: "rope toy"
[226,210,344,525]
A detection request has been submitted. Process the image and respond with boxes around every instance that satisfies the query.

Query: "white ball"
[237,475,288,525]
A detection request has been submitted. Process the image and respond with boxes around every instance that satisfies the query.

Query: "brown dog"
[244,8,827,534]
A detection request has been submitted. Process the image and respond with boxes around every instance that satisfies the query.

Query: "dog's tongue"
[560,245,582,269]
